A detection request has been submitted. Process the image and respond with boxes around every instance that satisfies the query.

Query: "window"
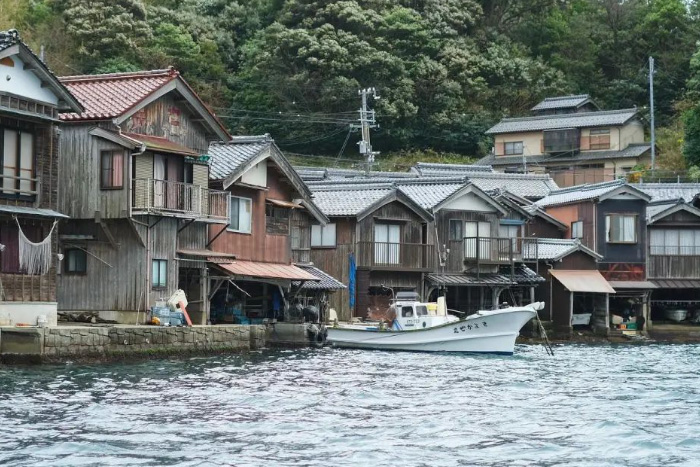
[229,196,252,233]
[311,223,336,247]
[504,141,524,155]
[499,223,521,253]
[374,223,401,264]
[543,129,579,153]
[2,128,35,197]
[152,259,168,289]
[64,249,87,274]
[100,150,124,189]
[401,306,414,318]
[589,128,611,150]
[650,229,700,255]
[266,205,290,235]
[571,221,583,239]
[606,214,637,243]
[449,219,463,241]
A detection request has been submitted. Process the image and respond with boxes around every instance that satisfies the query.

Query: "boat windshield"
[415,305,428,316]
[401,306,414,318]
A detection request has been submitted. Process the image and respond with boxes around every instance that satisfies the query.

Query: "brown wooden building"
[0,30,83,326]
[56,68,231,324]
[205,136,335,324]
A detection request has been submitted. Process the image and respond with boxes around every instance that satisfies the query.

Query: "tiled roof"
[427,266,543,286]
[310,187,394,216]
[59,68,178,121]
[208,135,272,180]
[397,182,467,209]
[486,108,638,134]
[531,94,594,112]
[522,238,602,261]
[0,29,19,52]
[293,264,346,290]
[536,179,650,207]
[475,144,651,167]
[636,183,700,202]
[410,162,494,175]
[646,200,679,220]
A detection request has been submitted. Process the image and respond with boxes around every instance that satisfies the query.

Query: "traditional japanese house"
[56,67,231,324]
[536,180,654,330]
[0,30,83,326]
[205,136,334,324]
[522,238,611,335]
[303,181,434,321]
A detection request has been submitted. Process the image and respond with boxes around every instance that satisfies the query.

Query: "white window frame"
[228,196,252,234]
[311,223,336,247]
[504,141,524,155]
[571,221,583,239]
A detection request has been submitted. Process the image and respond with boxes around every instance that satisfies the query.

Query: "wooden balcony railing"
[443,237,538,273]
[356,241,435,270]
[132,178,229,222]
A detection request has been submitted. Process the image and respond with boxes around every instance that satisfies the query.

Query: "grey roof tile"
[476,144,651,167]
[522,238,601,261]
[412,162,494,174]
[208,135,272,180]
[531,94,594,111]
[536,179,630,207]
[310,187,394,216]
[397,183,467,209]
[0,29,18,52]
[486,108,638,134]
[293,264,346,290]
[636,183,700,202]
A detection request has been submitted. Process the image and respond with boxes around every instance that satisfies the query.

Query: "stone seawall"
[0,325,267,363]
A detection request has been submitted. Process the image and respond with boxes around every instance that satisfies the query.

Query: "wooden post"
[569,291,574,330]
[605,293,610,330]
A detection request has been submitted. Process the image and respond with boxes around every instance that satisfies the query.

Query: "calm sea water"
[1,344,699,467]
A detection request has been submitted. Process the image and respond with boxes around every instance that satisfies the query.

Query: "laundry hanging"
[15,217,57,275]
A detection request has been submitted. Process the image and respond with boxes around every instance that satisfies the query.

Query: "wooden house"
[536,180,654,330]
[0,29,83,326]
[205,136,338,324]
[56,67,231,324]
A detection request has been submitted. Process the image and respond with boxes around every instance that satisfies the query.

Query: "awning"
[650,279,700,289]
[176,249,235,264]
[267,198,303,209]
[607,280,657,289]
[550,269,615,293]
[292,264,346,290]
[0,205,68,218]
[427,273,516,286]
[123,132,200,157]
[216,260,319,281]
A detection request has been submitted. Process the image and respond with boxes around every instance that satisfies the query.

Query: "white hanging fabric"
[15,217,57,275]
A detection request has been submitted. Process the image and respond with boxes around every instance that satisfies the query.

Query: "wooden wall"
[524,216,564,239]
[435,209,500,273]
[544,201,596,250]
[533,251,598,320]
[596,198,646,263]
[356,200,424,244]
[59,124,130,219]
[122,94,211,153]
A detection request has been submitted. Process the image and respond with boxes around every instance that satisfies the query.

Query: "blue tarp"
[348,252,356,311]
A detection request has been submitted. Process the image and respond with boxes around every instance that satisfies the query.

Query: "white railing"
[132,178,229,221]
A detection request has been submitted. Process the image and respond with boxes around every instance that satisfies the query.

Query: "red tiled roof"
[123,133,199,157]
[217,261,319,281]
[58,68,177,121]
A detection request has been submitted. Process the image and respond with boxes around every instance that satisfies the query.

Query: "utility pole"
[649,56,656,171]
[354,88,380,174]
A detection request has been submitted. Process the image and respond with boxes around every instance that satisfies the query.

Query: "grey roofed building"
[208,135,272,181]
[310,187,394,216]
[474,143,652,167]
[531,94,597,112]
[293,264,346,290]
[410,162,495,175]
[636,183,700,203]
[536,179,650,207]
[486,108,638,135]
[523,238,602,262]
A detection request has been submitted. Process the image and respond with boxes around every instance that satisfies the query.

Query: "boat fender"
[308,325,326,348]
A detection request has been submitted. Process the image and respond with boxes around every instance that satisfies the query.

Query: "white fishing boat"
[327,292,542,355]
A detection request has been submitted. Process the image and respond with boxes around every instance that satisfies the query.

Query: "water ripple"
[1,344,700,466]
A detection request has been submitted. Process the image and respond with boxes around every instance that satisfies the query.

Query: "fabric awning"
[607,280,657,289]
[650,279,700,289]
[550,269,615,293]
[267,198,303,209]
[0,205,68,218]
[123,132,200,157]
[217,260,319,281]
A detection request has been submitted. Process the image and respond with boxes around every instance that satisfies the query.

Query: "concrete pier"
[0,324,267,363]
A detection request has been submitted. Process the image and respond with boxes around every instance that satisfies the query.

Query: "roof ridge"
[541,94,590,102]
[536,238,576,244]
[216,134,273,144]
[500,107,637,124]
[547,179,624,195]
[60,67,178,82]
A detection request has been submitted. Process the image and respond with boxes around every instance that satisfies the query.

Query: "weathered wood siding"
[534,252,597,320]
[436,209,500,273]
[290,209,311,264]
[596,198,646,264]
[544,201,596,250]
[122,94,211,153]
[524,216,563,239]
[58,124,130,219]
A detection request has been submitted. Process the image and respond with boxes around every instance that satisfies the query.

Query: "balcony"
[132,178,229,222]
[355,241,435,271]
[444,237,534,272]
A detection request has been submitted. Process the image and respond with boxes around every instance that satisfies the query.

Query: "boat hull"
[327,308,536,355]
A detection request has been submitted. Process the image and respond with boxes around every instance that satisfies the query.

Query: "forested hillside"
[3,0,700,170]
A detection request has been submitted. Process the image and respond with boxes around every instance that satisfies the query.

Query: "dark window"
[401,306,414,318]
[504,141,524,155]
[266,205,290,235]
[100,150,124,189]
[64,249,87,274]
[1,128,35,197]
[152,259,167,289]
[449,219,463,241]
[0,223,41,273]
[543,129,580,153]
